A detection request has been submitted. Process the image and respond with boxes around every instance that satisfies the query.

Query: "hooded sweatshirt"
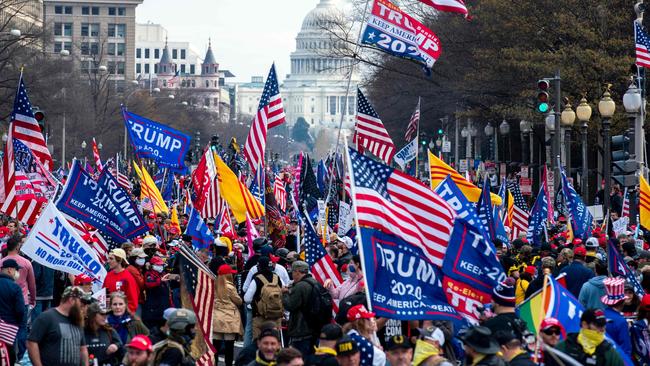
[578,275,606,310]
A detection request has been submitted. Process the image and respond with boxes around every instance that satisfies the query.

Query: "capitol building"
[282,0,360,132]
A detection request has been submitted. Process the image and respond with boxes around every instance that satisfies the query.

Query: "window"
[180,64,186,73]
[55,5,72,14]
[82,6,89,14]
[329,96,337,115]
[54,23,72,36]
[205,80,210,88]
[80,42,99,56]
[118,7,126,15]
[340,96,347,116]
[144,64,150,73]
[136,48,141,58]
[191,80,195,87]
[153,64,157,73]
[348,96,355,114]
[54,41,72,53]
[172,49,177,59]
[107,61,115,74]
[81,23,99,37]
[65,6,72,14]
[204,98,211,106]
[55,5,62,13]
[180,49,186,59]
[117,62,125,75]
[92,7,99,15]
[154,48,159,59]
[107,24,126,38]
[190,64,195,74]
[107,43,125,56]
[108,7,117,15]
[136,63,141,73]
[144,48,150,58]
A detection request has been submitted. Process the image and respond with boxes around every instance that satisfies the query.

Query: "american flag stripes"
[404,98,420,142]
[0,318,19,345]
[636,22,650,68]
[622,187,630,219]
[274,174,287,212]
[303,218,342,300]
[243,64,286,173]
[417,0,468,17]
[353,89,396,165]
[200,177,223,220]
[507,179,529,241]
[63,213,110,263]
[92,138,103,171]
[347,147,456,266]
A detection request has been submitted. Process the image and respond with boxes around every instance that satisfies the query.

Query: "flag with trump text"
[527,185,548,246]
[215,152,264,223]
[347,147,456,267]
[243,64,286,173]
[353,89,396,165]
[608,241,645,298]
[560,168,593,241]
[185,205,215,250]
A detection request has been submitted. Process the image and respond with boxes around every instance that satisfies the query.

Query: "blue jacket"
[32,261,54,299]
[0,273,25,326]
[559,261,594,298]
[578,275,606,310]
[604,307,632,356]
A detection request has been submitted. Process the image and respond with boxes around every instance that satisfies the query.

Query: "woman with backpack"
[84,302,126,365]
[244,256,284,339]
[213,264,243,366]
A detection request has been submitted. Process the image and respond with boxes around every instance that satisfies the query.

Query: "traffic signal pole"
[554,70,562,188]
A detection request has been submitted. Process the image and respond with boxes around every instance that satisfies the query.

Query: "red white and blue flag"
[418,0,468,18]
[636,22,650,68]
[507,179,530,240]
[622,187,630,219]
[353,89,396,165]
[274,174,287,212]
[92,138,103,172]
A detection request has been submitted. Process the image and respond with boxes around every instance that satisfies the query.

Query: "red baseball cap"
[217,264,237,275]
[524,266,536,276]
[73,274,93,286]
[150,256,164,266]
[148,213,156,219]
[347,304,375,322]
[641,294,650,311]
[574,246,587,257]
[126,335,153,352]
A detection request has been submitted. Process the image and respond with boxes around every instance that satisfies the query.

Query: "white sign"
[393,139,418,169]
[23,202,107,286]
[317,200,326,228]
[613,217,629,237]
[338,201,353,236]
[459,159,468,173]
[442,141,451,153]
[587,205,604,221]
[520,165,528,179]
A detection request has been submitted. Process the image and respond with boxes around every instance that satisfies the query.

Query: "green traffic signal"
[537,103,550,113]
[437,129,443,134]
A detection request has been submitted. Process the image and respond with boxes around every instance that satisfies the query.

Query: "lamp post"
[81,140,87,166]
[576,97,592,202]
[561,102,576,175]
[194,131,201,164]
[484,123,496,162]
[623,81,643,164]
[598,86,616,214]
[520,120,532,164]
[461,126,469,159]
[499,119,510,162]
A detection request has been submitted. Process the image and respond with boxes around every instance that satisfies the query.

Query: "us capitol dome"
[282,0,360,132]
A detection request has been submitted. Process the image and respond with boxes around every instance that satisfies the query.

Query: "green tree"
[292,117,314,149]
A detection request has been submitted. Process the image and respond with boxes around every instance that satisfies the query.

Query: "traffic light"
[536,80,550,113]
[611,134,638,187]
[437,128,443,134]
[33,107,45,132]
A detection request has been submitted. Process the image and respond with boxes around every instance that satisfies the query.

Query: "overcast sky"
[135,0,324,82]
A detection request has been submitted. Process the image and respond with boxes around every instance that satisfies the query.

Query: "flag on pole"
[132,162,169,214]
[635,22,650,68]
[640,175,650,229]
[622,187,630,219]
[303,216,343,292]
[352,88,396,165]
[92,138,103,171]
[274,174,287,212]
[405,98,420,142]
[507,179,529,240]
[243,64,286,173]
[527,185,548,246]
[215,153,264,223]
[608,241,645,298]
[417,0,468,18]
[245,213,260,256]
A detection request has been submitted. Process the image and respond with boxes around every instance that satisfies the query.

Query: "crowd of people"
[0,196,650,366]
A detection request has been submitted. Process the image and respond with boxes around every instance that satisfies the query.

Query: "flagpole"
[534,274,550,363]
[415,97,421,179]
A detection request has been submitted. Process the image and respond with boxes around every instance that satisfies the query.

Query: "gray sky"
[136,0,322,82]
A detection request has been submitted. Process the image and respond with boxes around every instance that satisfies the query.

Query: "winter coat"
[213,280,243,335]
[471,354,507,366]
[142,270,171,328]
[0,273,25,326]
[604,307,632,356]
[32,261,54,299]
[578,275,607,310]
[507,352,535,366]
[556,333,624,366]
[559,261,594,298]
[283,274,318,338]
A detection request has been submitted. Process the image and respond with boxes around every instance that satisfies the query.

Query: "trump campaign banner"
[122,108,190,172]
[56,160,149,243]
[359,227,464,324]
[393,139,418,170]
[361,0,442,70]
[23,202,107,286]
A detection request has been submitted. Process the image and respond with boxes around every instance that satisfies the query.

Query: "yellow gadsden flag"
[428,151,502,205]
[640,175,650,229]
[214,153,264,223]
[132,162,169,214]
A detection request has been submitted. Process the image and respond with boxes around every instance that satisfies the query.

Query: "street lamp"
[485,123,497,163]
[98,142,103,150]
[520,120,532,164]
[561,102,576,174]
[576,97,592,201]
[598,86,616,214]
[81,140,87,149]
[461,127,468,138]
[499,119,510,163]
[623,81,643,165]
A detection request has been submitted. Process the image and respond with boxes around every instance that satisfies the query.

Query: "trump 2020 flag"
[393,139,418,170]
[434,175,484,231]
[527,185,548,246]
[608,241,645,298]
[184,205,214,250]
[123,108,191,172]
[560,168,593,240]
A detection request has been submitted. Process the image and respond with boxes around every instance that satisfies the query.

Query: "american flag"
[200,177,223,221]
[303,217,342,304]
[243,64,286,173]
[218,204,235,236]
[92,138,103,171]
[347,147,456,266]
[636,22,650,68]
[0,318,19,345]
[622,187,630,219]
[274,174,287,212]
[507,179,529,241]
[178,244,217,366]
[105,155,132,192]
[404,98,420,142]
[353,89,396,165]
[249,164,265,207]
[417,0,468,17]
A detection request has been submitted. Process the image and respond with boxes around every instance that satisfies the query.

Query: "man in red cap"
[125,335,153,366]
[74,274,93,294]
[142,256,170,330]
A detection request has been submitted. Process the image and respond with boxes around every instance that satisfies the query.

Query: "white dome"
[300,0,342,31]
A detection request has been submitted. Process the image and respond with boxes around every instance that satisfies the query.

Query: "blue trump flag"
[184,205,214,249]
[122,108,190,172]
[317,160,327,196]
[560,168,593,240]
[358,227,464,324]
[433,175,483,229]
[527,185,548,246]
[608,241,645,297]
[477,177,508,244]
[56,160,148,243]
[154,168,174,201]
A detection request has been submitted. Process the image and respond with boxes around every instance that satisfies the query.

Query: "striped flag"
[347,147,456,267]
[200,177,223,220]
[622,187,630,219]
[405,98,420,142]
[0,318,19,345]
[636,22,650,68]
[417,0,468,18]
[92,138,103,171]
[218,203,235,236]
[243,64,286,173]
[303,217,342,315]
[114,155,132,191]
[639,175,650,230]
[353,88,396,165]
[507,179,530,241]
[274,174,287,212]
[63,213,110,263]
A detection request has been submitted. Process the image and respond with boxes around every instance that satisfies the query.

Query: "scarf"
[314,347,337,356]
[577,328,605,355]
[412,340,440,366]
[255,352,277,366]
[107,312,131,344]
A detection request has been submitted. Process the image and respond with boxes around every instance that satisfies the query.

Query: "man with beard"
[27,286,89,366]
[124,335,153,366]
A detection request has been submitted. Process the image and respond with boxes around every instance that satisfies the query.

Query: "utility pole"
[554,70,562,188]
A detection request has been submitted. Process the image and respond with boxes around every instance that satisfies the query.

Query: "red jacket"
[103,269,139,314]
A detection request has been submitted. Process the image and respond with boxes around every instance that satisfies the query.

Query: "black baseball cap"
[1,259,21,270]
[385,335,413,351]
[320,324,343,341]
[581,309,607,327]
[336,336,359,356]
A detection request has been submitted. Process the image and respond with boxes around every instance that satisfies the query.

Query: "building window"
[191,80,195,87]
[80,42,99,56]
[340,96,347,116]
[329,96,337,115]
[81,23,99,37]
[180,64,186,74]
[205,80,209,88]
[172,49,177,59]
[108,7,124,15]
[92,7,99,15]
[205,98,211,106]
[107,24,126,38]
[54,41,72,54]
[154,48,160,59]
[55,5,73,14]
[348,97,355,114]
[82,6,89,15]
[180,49,186,59]
[136,63,141,73]
[190,64,195,74]
[118,7,126,15]
[144,48,150,58]
[136,48,141,58]
[54,23,72,36]
[153,64,157,73]
[117,62,125,75]
[107,43,125,56]
[144,64,150,73]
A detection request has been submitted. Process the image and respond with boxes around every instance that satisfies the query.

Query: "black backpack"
[304,278,333,332]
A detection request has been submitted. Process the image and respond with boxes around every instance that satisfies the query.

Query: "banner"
[338,201,353,236]
[433,175,483,229]
[122,109,190,172]
[56,161,149,243]
[394,139,418,169]
[23,202,107,285]
[359,227,464,324]
[608,241,645,298]
[184,205,214,250]
[361,0,442,70]
[560,169,593,240]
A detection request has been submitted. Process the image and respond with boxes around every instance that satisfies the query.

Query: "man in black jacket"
[0,259,25,365]
[459,326,506,366]
[495,331,534,366]
[282,260,319,356]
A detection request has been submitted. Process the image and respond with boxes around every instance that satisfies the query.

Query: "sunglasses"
[542,328,561,336]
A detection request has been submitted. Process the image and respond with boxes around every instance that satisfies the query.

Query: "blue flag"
[184,205,214,249]
[478,177,497,242]
[317,160,327,196]
[249,164,265,207]
[560,168,593,240]
[358,227,464,324]
[56,160,148,243]
[154,169,174,201]
[434,175,483,229]
[122,109,190,172]
[608,241,645,297]
[527,185,548,246]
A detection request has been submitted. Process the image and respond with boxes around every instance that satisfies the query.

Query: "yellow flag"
[170,205,181,232]
[132,162,169,214]
[428,151,502,205]
[640,175,650,229]
[506,190,514,232]
[213,153,265,223]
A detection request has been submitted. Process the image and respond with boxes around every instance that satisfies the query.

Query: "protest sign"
[338,201,353,236]
[394,139,418,169]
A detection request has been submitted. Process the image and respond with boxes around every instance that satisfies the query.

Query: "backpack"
[255,274,284,319]
[304,278,333,332]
